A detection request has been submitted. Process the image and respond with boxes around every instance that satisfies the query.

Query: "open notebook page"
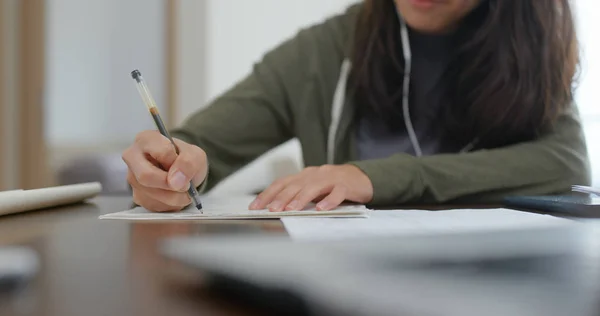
[99,195,368,220]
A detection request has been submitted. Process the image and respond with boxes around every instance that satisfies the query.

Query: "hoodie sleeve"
[349,105,591,205]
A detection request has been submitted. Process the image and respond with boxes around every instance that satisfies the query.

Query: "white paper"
[281,208,574,241]
[0,182,102,216]
[571,185,600,196]
[99,195,368,220]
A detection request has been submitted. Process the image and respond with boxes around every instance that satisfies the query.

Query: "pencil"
[130,69,203,211]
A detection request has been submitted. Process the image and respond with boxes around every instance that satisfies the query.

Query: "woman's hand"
[249,165,373,212]
[122,130,208,212]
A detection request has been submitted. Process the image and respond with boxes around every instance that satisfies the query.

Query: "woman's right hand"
[122,130,208,212]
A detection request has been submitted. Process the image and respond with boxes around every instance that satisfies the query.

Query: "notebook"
[99,195,369,220]
[0,182,102,216]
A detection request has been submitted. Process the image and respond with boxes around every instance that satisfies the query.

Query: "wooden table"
[0,196,287,316]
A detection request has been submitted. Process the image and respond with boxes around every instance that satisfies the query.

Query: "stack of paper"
[281,208,575,241]
[99,195,368,220]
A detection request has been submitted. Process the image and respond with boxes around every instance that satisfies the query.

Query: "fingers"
[129,171,189,212]
[123,130,178,190]
[124,132,209,213]
[168,140,207,191]
[315,185,347,211]
[173,138,208,186]
[256,180,346,212]
[286,185,330,211]
[251,171,346,212]
[268,184,303,212]
[123,147,170,190]
[134,130,178,169]
[132,190,181,213]
[249,176,295,210]
[131,179,191,207]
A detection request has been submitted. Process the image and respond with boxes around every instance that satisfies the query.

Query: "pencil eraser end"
[131,69,141,81]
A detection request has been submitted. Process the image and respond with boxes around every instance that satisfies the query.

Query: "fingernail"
[316,201,329,211]
[249,198,261,210]
[268,201,283,212]
[169,171,188,191]
[286,200,299,211]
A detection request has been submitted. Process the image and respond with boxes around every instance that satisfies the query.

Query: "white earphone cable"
[399,17,423,157]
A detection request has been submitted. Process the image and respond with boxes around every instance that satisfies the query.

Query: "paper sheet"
[571,185,600,196]
[99,195,368,220]
[281,208,574,241]
[0,182,102,216]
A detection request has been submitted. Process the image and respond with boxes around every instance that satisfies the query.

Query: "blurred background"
[0,0,598,195]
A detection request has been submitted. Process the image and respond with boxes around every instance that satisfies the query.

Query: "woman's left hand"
[249,165,373,212]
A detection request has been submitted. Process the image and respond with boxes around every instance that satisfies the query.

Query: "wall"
[1,0,48,189]
[575,0,600,185]
[175,0,207,125]
[45,0,166,170]
[575,0,599,118]
[0,0,20,189]
[205,0,359,106]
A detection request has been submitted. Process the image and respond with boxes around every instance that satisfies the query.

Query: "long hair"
[351,0,579,148]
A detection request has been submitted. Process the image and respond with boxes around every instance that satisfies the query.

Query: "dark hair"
[351,0,579,148]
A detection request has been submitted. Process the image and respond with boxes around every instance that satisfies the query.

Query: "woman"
[122,0,590,212]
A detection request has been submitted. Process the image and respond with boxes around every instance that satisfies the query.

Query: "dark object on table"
[0,247,39,294]
[503,195,600,218]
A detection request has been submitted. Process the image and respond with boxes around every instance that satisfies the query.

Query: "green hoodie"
[170,4,590,206]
